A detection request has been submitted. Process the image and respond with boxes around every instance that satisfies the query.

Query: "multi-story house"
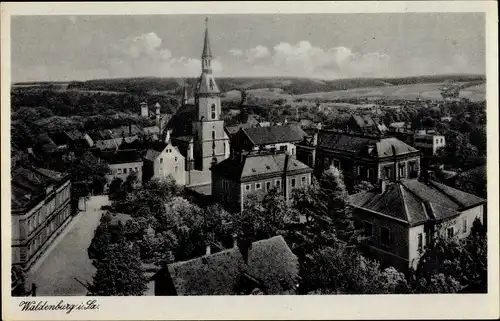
[143,140,186,186]
[296,130,421,190]
[413,130,446,157]
[349,179,486,272]
[99,149,143,190]
[230,125,307,157]
[11,166,72,271]
[211,151,313,212]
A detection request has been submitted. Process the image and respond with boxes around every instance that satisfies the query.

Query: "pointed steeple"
[202,17,212,58]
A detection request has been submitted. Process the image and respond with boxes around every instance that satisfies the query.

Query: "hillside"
[13,74,485,97]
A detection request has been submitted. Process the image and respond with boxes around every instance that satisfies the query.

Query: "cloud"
[109,32,223,78]
[229,49,243,57]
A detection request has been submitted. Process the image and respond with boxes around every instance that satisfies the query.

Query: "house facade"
[99,149,143,190]
[11,167,72,271]
[211,151,313,212]
[413,130,446,157]
[349,179,486,271]
[296,130,421,190]
[143,141,186,185]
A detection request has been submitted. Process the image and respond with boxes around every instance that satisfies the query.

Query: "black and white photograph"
[2,2,499,320]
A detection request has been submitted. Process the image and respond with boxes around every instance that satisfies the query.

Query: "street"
[27,196,109,296]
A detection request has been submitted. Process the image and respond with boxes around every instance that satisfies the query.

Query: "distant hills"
[13,74,485,96]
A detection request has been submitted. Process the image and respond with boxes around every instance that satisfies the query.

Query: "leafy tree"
[303,241,409,294]
[235,188,299,241]
[11,265,27,296]
[87,242,148,296]
[108,178,124,200]
[410,218,487,293]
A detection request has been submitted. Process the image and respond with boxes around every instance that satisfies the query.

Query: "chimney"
[165,129,172,144]
[312,133,319,146]
[378,179,386,194]
[238,237,253,264]
[232,234,238,249]
[205,244,211,256]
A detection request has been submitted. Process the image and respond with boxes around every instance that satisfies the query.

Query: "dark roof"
[241,125,307,146]
[166,236,299,295]
[11,166,68,210]
[211,152,312,180]
[65,129,84,141]
[225,123,257,136]
[317,131,418,158]
[99,149,142,164]
[166,104,197,137]
[349,179,486,226]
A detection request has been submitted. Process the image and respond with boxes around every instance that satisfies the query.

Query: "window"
[275,179,281,189]
[367,168,373,180]
[129,168,133,172]
[211,104,216,119]
[212,112,216,119]
[384,167,392,179]
[174,157,178,162]
[323,157,329,166]
[380,227,391,247]
[418,233,423,251]
[135,167,138,171]
[255,183,262,190]
[447,227,455,239]
[301,176,307,185]
[291,178,296,187]
[160,158,163,164]
[175,166,178,173]
[117,168,122,174]
[212,131,215,140]
[245,184,251,191]
[280,145,288,151]
[266,181,272,191]
[123,168,127,174]
[462,219,468,233]
[333,159,340,169]
[222,180,229,191]
[363,221,373,238]
[399,165,406,178]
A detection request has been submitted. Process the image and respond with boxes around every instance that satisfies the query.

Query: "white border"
[2,2,499,320]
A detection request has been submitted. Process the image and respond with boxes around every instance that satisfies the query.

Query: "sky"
[11,13,485,82]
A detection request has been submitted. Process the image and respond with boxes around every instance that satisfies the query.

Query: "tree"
[235,188,298,242]
[303,241,409,294]
[318,166,362,245]
[11,265,27,296]
[108,178,124,200]
[410,218,487,293]
[87,242,148,296]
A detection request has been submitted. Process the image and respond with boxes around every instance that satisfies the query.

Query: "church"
[165,18,230,185]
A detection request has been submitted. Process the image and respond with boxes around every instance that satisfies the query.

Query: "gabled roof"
[165,236,299,295]
[211,152,312,180]
[349,179,486,226]
[241,125,307,146]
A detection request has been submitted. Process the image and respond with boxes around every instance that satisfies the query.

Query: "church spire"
[202,17,212,58]
[182,81,189,106]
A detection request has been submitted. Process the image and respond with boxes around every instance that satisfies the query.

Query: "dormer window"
[209,79,214,90]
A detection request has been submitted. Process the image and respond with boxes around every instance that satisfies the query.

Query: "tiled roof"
[11,166,68,210]
[317,131,418,158]
[211,152,312,180]
[166,236,298,295]
[242,125,307,146]
[349,179,486,226]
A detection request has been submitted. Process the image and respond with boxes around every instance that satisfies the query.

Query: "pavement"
[27,195,109,296]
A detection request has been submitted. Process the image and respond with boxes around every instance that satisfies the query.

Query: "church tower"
[192,18,230,171]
